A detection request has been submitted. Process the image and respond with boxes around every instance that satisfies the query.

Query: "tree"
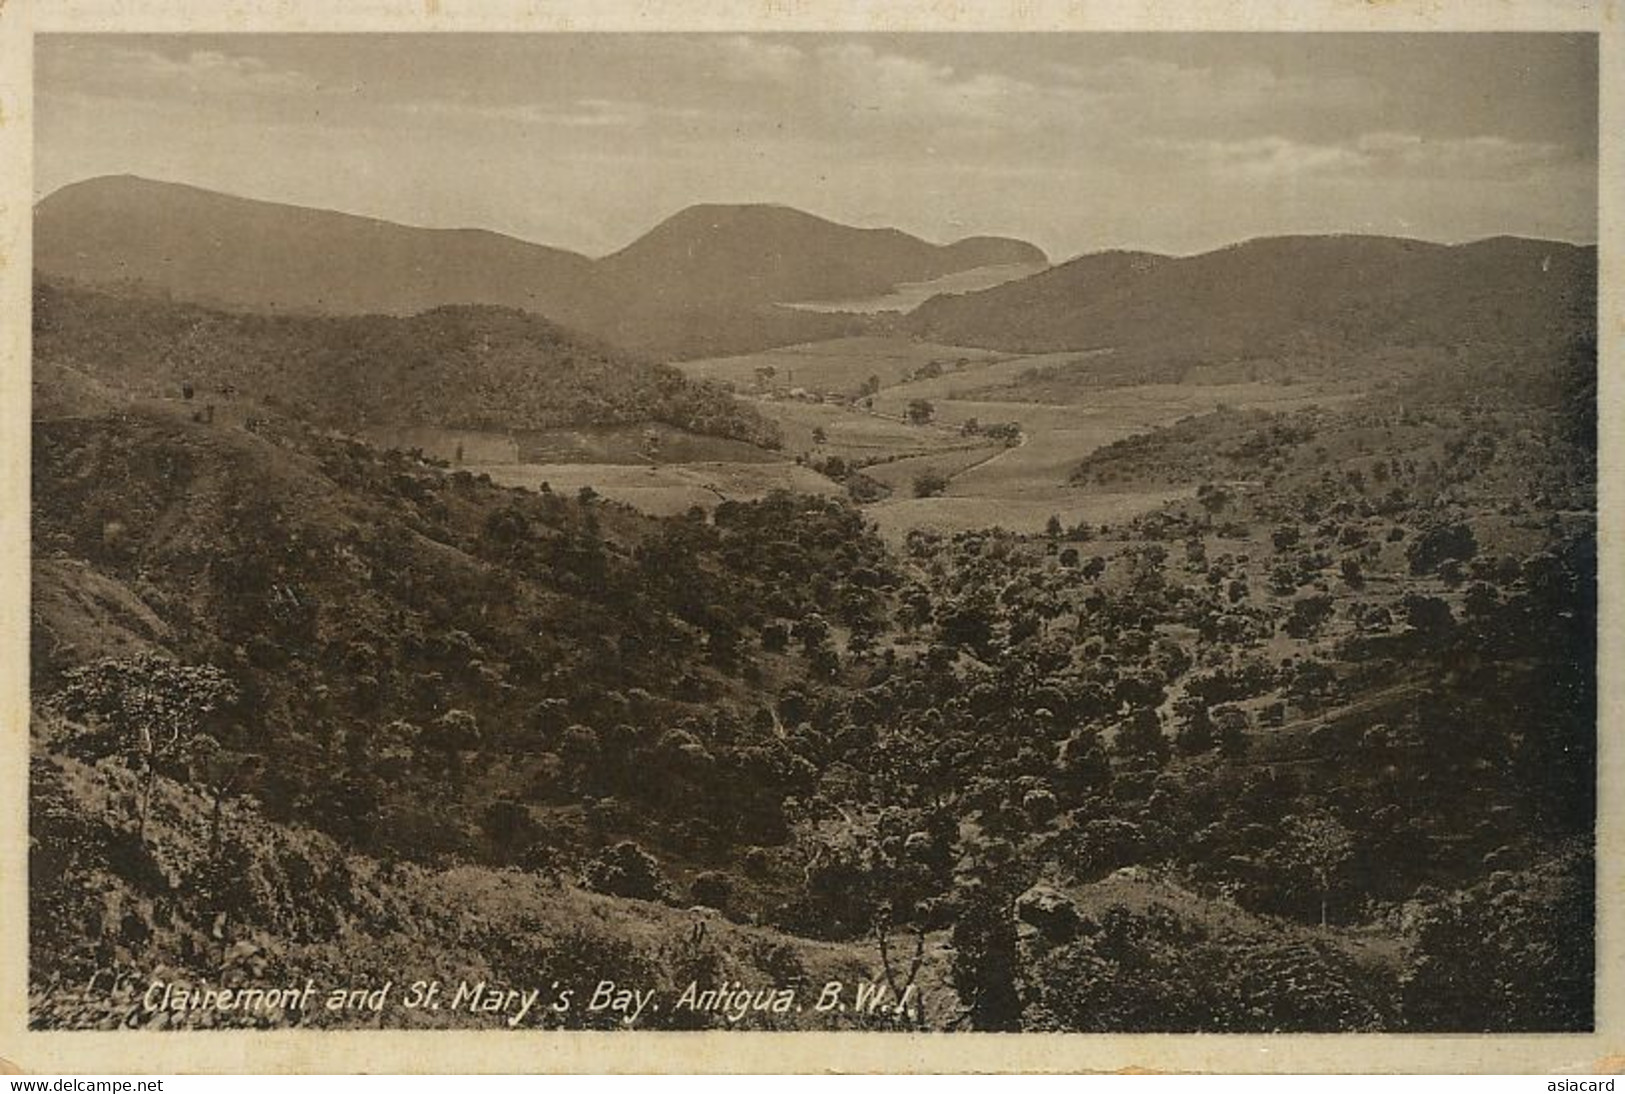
[950,876,1025,1030]
[760,621,790,652]
[1278,809,1353,927]
[1402,593,1455,637]
[584,841,673,902]
[1055,730,1111,805]
[52,654,238,843]
[1045,514,1064,539]
[1463,581,1501,620]
[1196,483,1231,523]
[188,736,264,856]
[1406,521,1478,575]
[1212,704,1250,758]
[691,870,733,911]
[482,798,536,862]
[1113,709,1171,767]
[1173,696,1215,754]
[1402,848,1591,1031]
[1285,594,1335,639]
[427,709,481,785]
[913,471,949,499]
[906,399,935,425]
[811,426,828,446]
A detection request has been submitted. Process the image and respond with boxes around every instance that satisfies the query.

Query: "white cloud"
[406,96,712,131]
[1148,131,1571,182]
[66,44,317,97]
[1354,132,1569,176]
[820,43,1008,116]
[711,35,805,83]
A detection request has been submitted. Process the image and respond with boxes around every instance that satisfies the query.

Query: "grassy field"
[740,396,966,461]
[856,378,1361,537]
[360,422,780,467]
[858,443,1006,493]
[426,338,1372,536]
[677,336,1008,399]
[867,349,1112,404]
[469,460,842,516]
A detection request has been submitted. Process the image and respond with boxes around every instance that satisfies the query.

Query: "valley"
[26,176,1599,1035]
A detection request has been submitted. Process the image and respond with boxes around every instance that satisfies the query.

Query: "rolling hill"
[905,234,1596,385]
[33,278,779,445]
[35,177,1047,359]
[34,175,597,318]
[595,203,1044,310]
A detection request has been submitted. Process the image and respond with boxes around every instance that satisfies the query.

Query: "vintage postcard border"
[0,0,1619,1075]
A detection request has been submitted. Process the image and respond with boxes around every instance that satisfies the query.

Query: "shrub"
[583,841,673,903]
[690,870,733,911]
[913,471,950,498]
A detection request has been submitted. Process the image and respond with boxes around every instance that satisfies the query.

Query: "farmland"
[469,459,843,516]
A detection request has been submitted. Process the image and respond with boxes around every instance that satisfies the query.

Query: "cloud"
[1353,132,1571,176]
[41,43,317,100]
[1147,135,1365,178]
[1148,131,1574,182]
[711,35,805,83]
[813,42,1032,125]
[401,95,712,131]
[1049,55,1373,117]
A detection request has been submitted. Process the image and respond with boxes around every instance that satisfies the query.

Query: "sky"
[34,33,1598,260]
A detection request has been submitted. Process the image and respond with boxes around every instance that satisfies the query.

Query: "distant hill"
[595,203,1045,310]
[35,177,1047,359]
[33,278,779,445]
[905,235,1596,384]
[35,175,597,318]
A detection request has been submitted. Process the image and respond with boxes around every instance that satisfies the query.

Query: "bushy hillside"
[34,279,779,445]
[30,362,1595,1029]
[30,742,922,1031]
[907,235,1595,390]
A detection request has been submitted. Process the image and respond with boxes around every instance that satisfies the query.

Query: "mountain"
[33,278,778,445]
[594,203,1045,310]
[35,175,596,318]
[905,234,1596,376]
[35,177,1048,359]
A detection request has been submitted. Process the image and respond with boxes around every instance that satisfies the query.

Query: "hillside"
[596,203,1045,310]
[29,352,1595,1030]
[905,235,1595,388]
[35,178,1047,360]
[35,175,596,318]
[34,278,778,445]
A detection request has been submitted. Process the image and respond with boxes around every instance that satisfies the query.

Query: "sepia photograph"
[4,4,1613,1071]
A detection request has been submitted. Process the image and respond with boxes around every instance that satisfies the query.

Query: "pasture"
[677,336,1009,398]
[468,460,842,516]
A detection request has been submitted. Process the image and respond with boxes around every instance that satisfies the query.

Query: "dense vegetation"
[35,279,780,445]
[26,206,1599,1034]
[30,311,1595,1028]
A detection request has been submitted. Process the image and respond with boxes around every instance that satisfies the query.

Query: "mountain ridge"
[904,232,1596,370]
[35,176,1047,358]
